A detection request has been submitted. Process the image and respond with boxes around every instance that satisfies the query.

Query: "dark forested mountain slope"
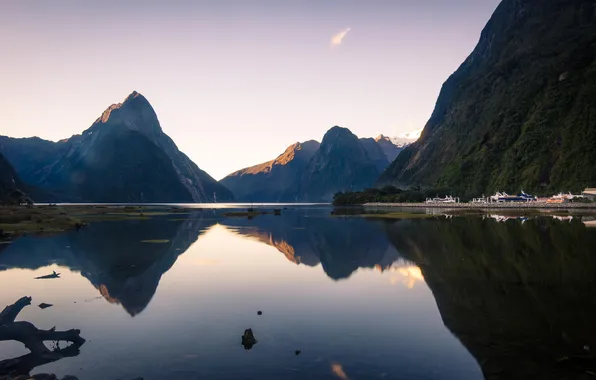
[379,0,596,195]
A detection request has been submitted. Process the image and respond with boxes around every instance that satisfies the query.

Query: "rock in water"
[38,303,53,309]
[241,328,258,350]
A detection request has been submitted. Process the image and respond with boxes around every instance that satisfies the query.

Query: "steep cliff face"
[0,152,27,204]
[359,138,390,172]
[300,126,381,201]
[220,140,320,202]
[379,0,596,195]
[1,92,233,202]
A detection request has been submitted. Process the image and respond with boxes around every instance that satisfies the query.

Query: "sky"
[0,0,501,180]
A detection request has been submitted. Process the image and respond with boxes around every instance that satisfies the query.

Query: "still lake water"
[1,206,596,380]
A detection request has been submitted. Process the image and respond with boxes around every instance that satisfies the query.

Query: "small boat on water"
[425,196,460,204]
[489,191,537,203]
[546,192,585,203]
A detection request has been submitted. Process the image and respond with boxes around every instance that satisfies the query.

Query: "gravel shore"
[363,202,596,209]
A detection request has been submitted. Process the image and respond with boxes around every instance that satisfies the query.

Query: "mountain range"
[379,0,596,194]
[5,0,593,202]
[1,92,413,203]
[221,126,407,202]
[1,92,233,203]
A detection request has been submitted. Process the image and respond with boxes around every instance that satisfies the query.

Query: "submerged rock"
[241,328,258,350]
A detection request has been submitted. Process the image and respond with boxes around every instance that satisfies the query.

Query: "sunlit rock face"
[221,140,320,202]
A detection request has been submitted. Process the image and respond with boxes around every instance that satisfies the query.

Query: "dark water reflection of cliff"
[1,208,595,379]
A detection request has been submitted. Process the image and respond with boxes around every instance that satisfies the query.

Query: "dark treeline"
[332,186,455,205]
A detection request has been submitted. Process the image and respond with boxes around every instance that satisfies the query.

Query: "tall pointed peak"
[123,90,147,104]
[321,126,357,144]
[94,90,161,137]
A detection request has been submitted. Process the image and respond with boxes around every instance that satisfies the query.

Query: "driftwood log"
[0,297,85,377]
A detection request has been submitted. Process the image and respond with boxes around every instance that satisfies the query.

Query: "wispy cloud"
[331,28,351,46]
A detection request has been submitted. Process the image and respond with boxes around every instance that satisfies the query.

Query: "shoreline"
[362,202,596,209]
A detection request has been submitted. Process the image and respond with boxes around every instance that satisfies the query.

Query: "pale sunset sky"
[0,0,500,179]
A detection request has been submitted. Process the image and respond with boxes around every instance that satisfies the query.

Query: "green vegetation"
[223,211,268,217]
[379,1,596,195]
[0,205,191,237]
[333,186,453,205]
[358,212,436,219]
[0,206,85,236]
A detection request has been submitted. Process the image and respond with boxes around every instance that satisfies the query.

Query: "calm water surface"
[1,206,595,379]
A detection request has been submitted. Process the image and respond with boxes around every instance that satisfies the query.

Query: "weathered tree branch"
[0,297,85,377]
[0,340,82,376]
[0,296,31,325]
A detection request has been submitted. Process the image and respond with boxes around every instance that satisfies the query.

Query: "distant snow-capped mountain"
[375,129,421,149]
[397,129,422,141]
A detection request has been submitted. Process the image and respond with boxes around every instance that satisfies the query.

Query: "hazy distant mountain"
[373,135,408,162]
[222,126,402,202]
[379,0,596,194]
[299,126,382,201]
[0,92,233,202]
[220,140,320,202]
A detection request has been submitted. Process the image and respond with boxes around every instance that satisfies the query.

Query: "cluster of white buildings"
[425,188,596,205]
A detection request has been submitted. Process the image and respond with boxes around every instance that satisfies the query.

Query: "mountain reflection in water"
[385,216,596,380]
[1,208,595,379]
[0,212,217,316]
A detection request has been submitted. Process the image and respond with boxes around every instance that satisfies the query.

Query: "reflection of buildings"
[384,217,596,379]
[0,212,216,316]
[483,214,529,223]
